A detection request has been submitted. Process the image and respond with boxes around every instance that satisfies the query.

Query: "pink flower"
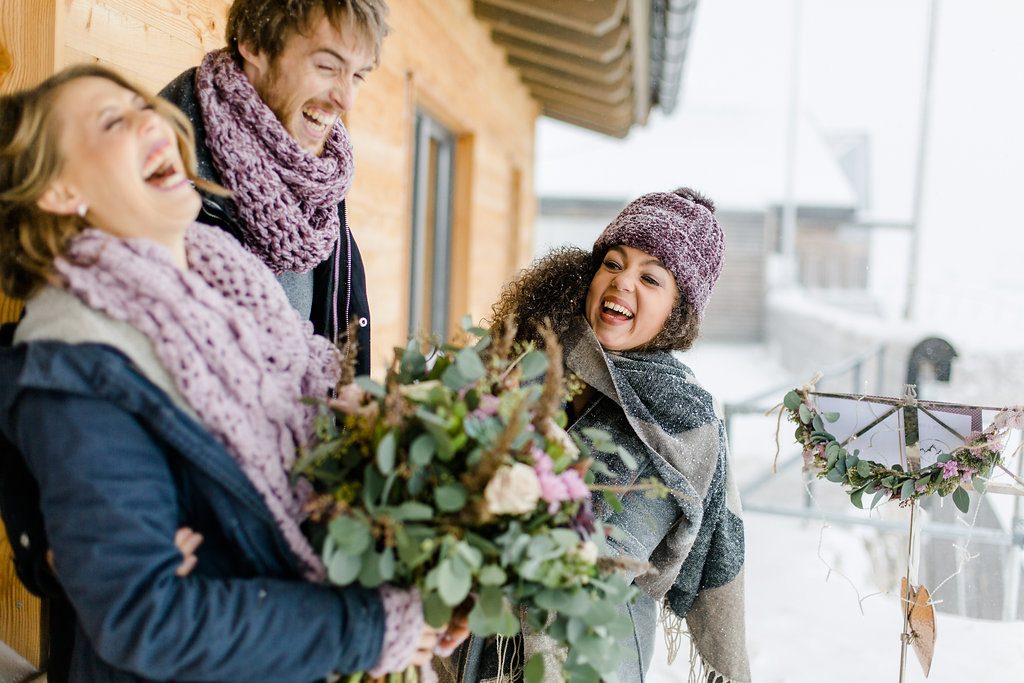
[960,466,977,482]
[476,394,501,417]
[915,484,927,494]
[941,460,959,479]
[533,450,554,475]
[533,451,590,513]
[538,473,569,513]
[561,469,589,501]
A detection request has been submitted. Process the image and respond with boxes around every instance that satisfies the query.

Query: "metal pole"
[899,502,919,683]
[1004,432,1024,620]
[904,0,941,320]
[779,0,802,281]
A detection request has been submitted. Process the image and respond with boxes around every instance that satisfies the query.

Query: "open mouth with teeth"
[302,106,336,135]
[142,141,187,190]
[601,299,634,321]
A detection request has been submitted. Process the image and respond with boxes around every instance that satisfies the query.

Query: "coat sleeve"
[13,389,384,681]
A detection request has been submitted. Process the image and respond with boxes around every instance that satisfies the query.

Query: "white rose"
[574,540,599,565]
[484,463,542,515]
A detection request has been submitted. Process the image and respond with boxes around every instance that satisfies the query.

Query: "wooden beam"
[476,0,627,36]
[481,7,631,62]
[0,0,61,93]
[628,0,651,125]
[0,525,43,670]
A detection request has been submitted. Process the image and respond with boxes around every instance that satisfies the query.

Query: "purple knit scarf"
[55,224,340,581]
[195,49,353,274]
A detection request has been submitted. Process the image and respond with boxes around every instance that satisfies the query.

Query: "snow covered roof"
[536,104,859,213]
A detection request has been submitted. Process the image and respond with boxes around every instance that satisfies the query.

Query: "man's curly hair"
[489,246,699,353]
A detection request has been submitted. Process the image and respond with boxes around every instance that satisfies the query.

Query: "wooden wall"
[346,0,537,358]
[1,0,537,669]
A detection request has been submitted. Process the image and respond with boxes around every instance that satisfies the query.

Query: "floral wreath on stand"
[779,378,1024,513]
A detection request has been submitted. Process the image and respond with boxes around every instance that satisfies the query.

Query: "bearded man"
[161,0,386,375]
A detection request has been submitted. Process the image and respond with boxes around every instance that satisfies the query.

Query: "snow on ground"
[644,342,1024,682]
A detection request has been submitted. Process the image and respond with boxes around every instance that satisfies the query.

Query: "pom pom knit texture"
[55,224,340,580]
[196,49,353,275]
[592,188,724,319]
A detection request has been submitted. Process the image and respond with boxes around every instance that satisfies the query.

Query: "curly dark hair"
[489,246,699,353]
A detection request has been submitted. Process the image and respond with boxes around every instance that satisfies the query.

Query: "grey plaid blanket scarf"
[561,319,750,682]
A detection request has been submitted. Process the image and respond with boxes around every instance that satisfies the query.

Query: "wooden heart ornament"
[901,578,937,677]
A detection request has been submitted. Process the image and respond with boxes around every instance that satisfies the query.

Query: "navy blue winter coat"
[0,340,384,682]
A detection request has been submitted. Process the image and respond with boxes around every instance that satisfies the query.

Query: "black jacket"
[159,68,372,376]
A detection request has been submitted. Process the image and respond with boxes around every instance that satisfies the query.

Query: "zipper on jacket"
[333,202,353,346]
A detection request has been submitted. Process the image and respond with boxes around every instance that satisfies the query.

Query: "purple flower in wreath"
[571,497,597,538]
[960,465,977,482]
[471,394,501,420]
[941,460,960,479]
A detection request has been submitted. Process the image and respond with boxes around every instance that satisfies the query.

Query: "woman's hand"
[435,609,471,657]
[173,527,203,577]
[409,624,442,667]
[45,526,203,579]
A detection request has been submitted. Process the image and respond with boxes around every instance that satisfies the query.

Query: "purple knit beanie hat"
[592,187,724,319]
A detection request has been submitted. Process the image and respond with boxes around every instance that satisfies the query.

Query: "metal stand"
[898,385,921,683]
[898,502,920,683]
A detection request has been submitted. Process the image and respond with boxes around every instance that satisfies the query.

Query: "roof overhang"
[474,0,698,138]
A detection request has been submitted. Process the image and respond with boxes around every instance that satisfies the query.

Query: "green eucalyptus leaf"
[850,487,866,509]
[328,515,372,556]
[519,350,548,381]
[376,430,396,475]
[407,467,427,496]
[479,584,504,618]
[437,558,472,606]
[378,548,396,582]
[798,404,812,424]
[856,460,873,478]
[783,391,802,411]
[423,591,453,629]
[602,489,624,513]
[566,617,585,644]
[392,501,435,521]
[479,564,507,586]
[870,489,886,509]
[823,411,840,423]
[900,479,916,501]
[524,654,545,683]
[455,541,484,570]
[326,547,363,585]
[455,348,486,382]
[435,483,468,512]
[400,341,427,378]
[441,364,469,391]
[358,550,385,588]
[953,486,971,514]
[355,376,386,398]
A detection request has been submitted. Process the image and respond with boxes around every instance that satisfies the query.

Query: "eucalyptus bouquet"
[297,320,640,682]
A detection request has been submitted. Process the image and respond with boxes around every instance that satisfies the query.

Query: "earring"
[76,203,88,219]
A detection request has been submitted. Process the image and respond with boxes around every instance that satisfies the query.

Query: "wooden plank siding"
[1,0,539,670]
[346,0,538,352]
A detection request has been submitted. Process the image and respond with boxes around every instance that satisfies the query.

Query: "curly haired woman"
[443,188,750,683]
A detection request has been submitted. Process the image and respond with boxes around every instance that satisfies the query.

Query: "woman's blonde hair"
[0,63,221,300]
